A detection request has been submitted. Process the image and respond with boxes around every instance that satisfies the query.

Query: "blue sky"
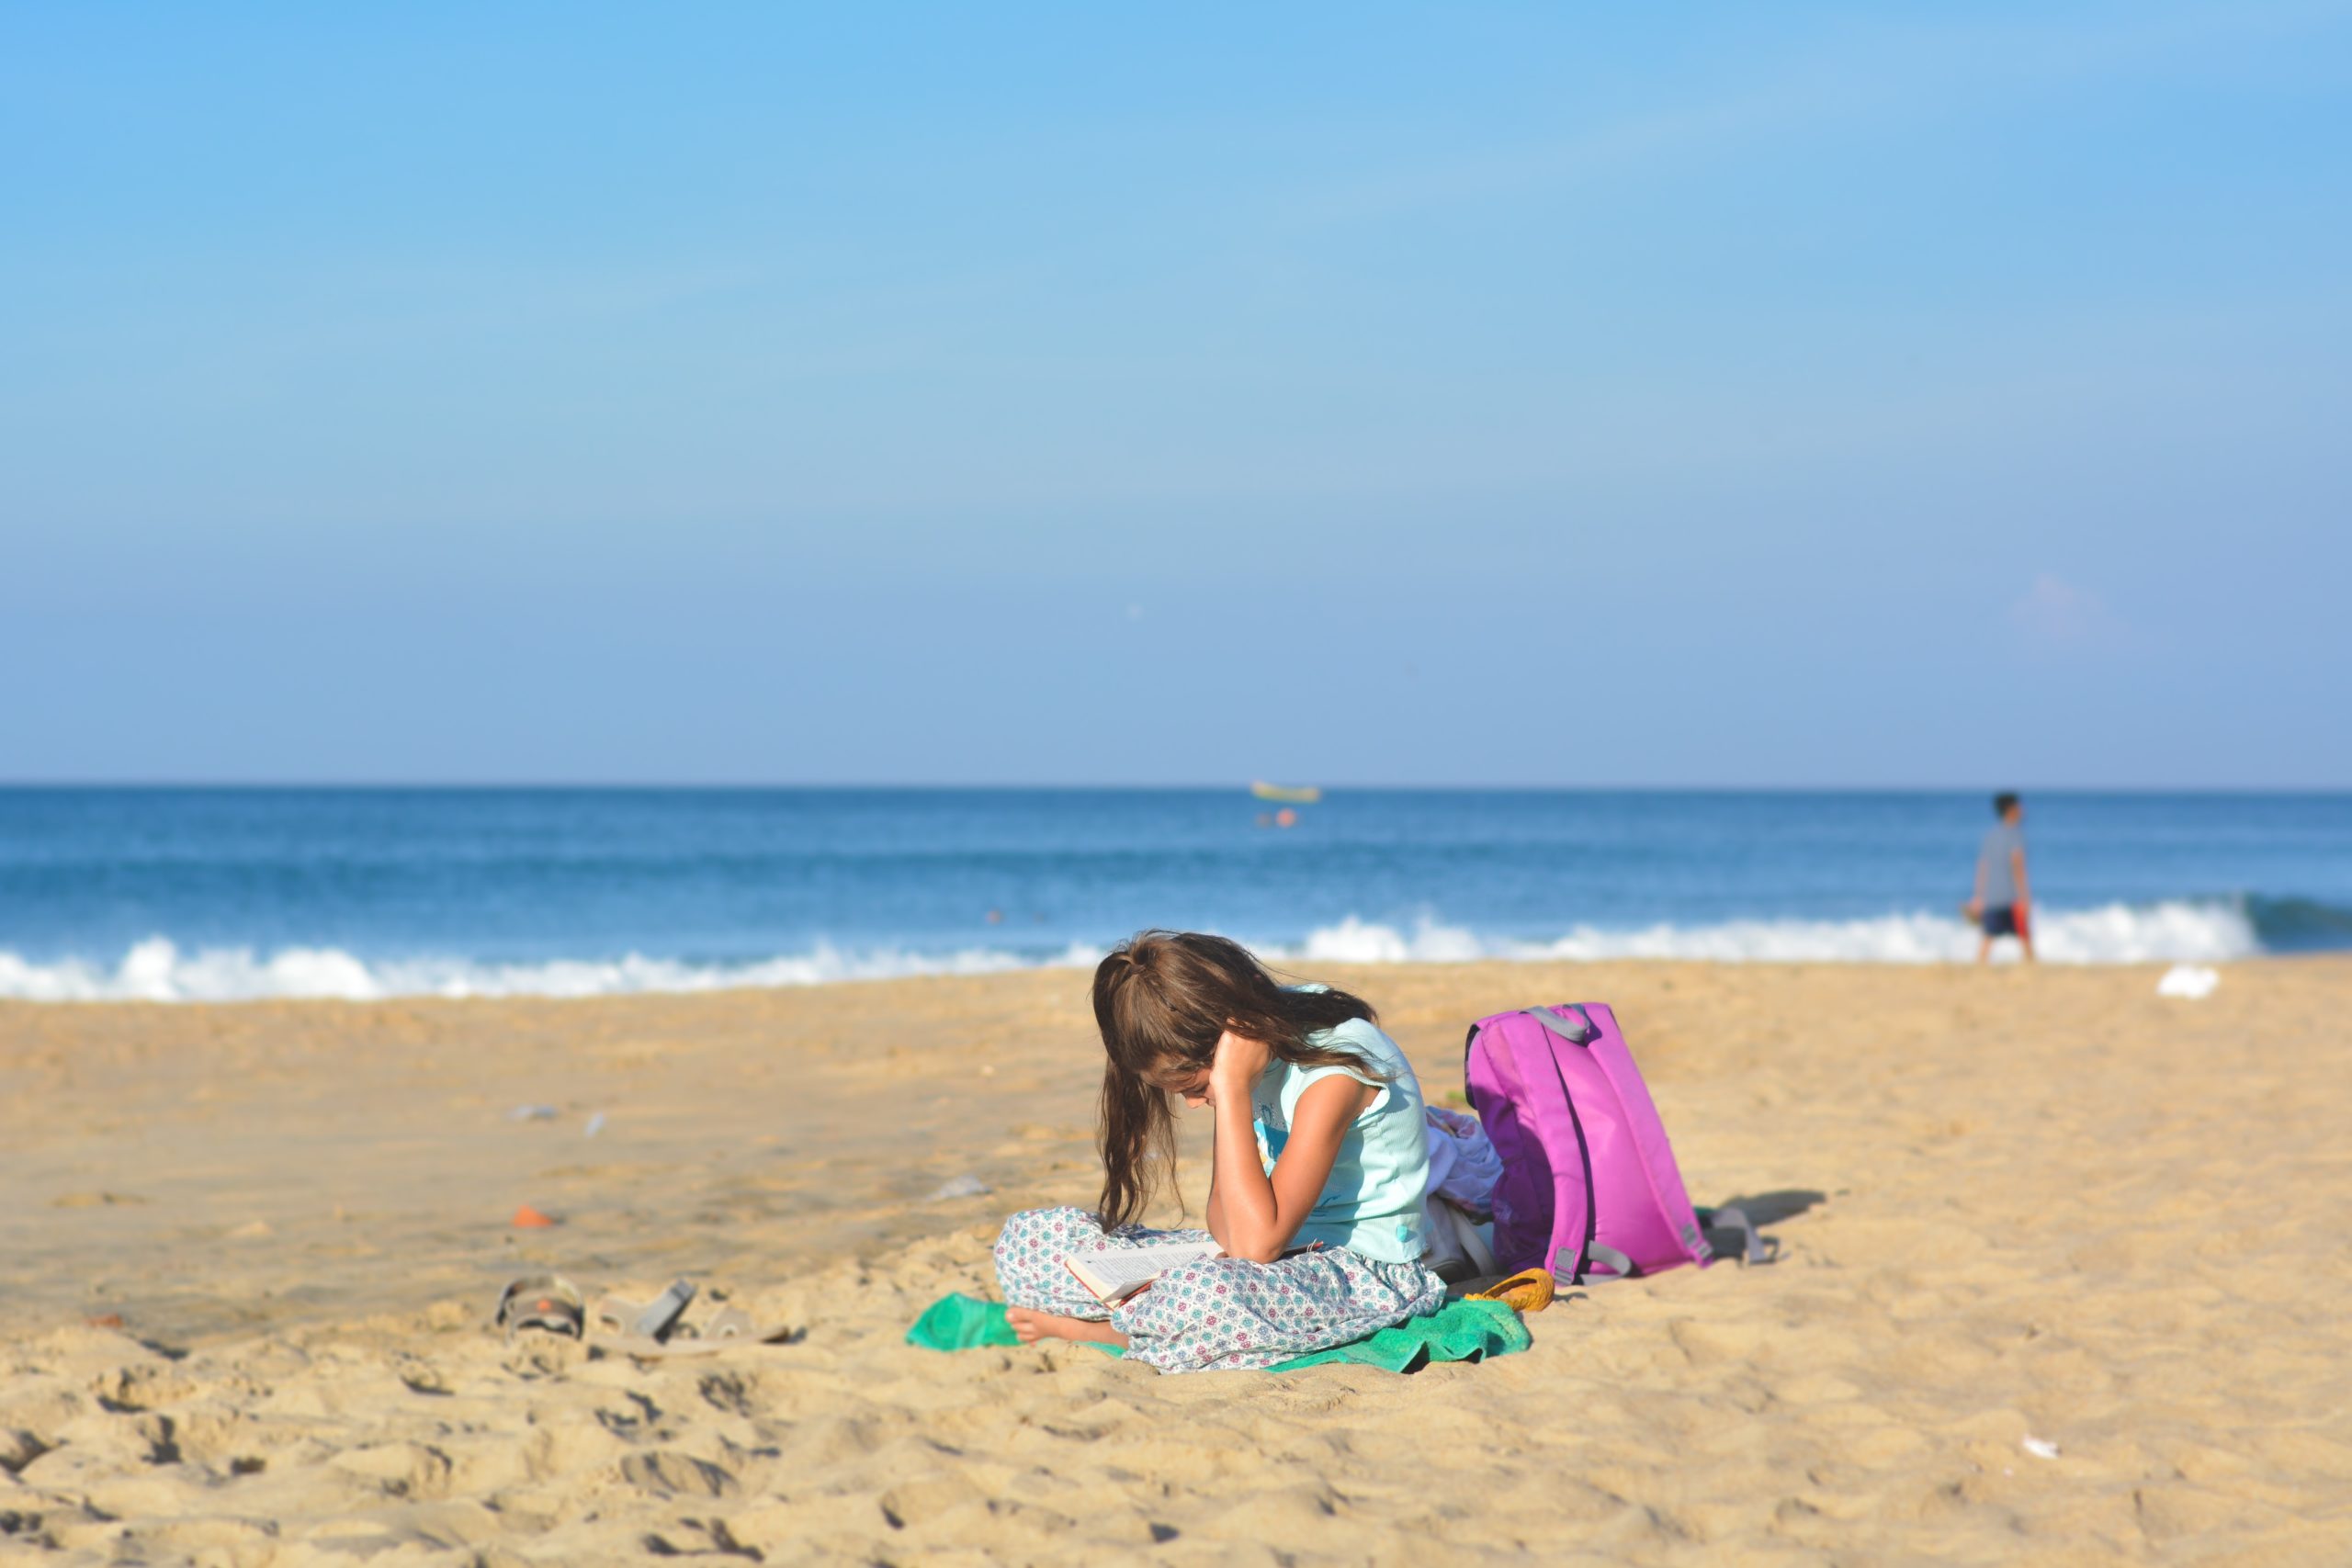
[4,4,2346,786]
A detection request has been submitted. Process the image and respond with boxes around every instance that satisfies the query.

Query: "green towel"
[905,1292,1529,1372]
[906,1292,1050,1351]
[1272,1296,1530,1371]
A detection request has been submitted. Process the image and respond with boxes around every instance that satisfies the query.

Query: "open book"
[1066,1240,1223,1305]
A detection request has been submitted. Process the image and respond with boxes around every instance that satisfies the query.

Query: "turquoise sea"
[2,788,2347,1000]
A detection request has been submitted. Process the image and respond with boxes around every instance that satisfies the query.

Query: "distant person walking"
[1967,793,2034,963]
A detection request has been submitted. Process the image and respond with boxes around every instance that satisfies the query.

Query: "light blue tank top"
[1248,1014,1431,1264]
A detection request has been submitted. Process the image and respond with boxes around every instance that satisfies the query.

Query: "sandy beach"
[4,957,2348,1564]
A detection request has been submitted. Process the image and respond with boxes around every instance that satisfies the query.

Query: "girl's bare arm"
[1204,1159,1227,1249]
[1208,1032,1370,1263]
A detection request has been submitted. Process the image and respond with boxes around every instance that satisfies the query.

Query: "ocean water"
[1,788,2347,1002]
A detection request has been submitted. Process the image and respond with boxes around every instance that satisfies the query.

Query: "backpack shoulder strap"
[1523,1004,1596,1045]
[1695,1204,1781,1267]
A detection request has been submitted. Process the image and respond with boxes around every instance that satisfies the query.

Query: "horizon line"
[3,781,2347,796]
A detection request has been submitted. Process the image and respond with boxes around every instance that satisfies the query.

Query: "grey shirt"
[1978,822,2026,907]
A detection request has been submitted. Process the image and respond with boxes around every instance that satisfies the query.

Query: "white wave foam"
[0,936,1103,1004]
[1292,900,2261,967]
[1292,916,1489,964]
[0,900,2260,1002]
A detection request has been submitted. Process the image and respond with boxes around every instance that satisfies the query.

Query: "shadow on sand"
[1706,1189,1826,1228]
[1697,1188,1826,1265]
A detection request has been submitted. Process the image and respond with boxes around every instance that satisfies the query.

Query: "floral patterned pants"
[992,1205,1448,1373]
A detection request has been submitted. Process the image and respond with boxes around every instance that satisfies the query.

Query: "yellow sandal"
[1465,1268,1555,1314]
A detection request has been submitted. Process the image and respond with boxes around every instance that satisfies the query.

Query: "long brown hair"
[1091,930,1380,1231]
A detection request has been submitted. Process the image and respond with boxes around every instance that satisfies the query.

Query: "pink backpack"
[1464,1003,1748,1285]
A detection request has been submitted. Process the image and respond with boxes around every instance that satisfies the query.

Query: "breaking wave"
[0,897,2290,1002]
[1290,899,2263,967]
[0,937,1102,1004]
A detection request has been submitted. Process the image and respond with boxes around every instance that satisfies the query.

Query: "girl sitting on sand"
[994,931,1446,1372]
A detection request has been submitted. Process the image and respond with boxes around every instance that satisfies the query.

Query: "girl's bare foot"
[1005,1306,1129,1350]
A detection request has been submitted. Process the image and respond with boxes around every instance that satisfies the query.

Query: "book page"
[1067,1240,1222,1303]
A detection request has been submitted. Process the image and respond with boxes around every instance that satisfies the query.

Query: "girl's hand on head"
[1211,1029,1272,1094]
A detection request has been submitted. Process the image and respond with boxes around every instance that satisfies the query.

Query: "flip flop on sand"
[1465,1269,1556,1314]
[494,1274,585,1341]
[590,1287,796,1359]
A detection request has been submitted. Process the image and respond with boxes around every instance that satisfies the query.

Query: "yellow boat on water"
[1250,781,1321,804]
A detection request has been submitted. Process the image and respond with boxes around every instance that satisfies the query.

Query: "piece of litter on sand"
[512,1204,559,1229]
[2156,964,2220,999]
[583,1112,606,1138]
[2022,1436,2061,1460]
[508,1104,558,1122]
[927,1174,991,1201]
